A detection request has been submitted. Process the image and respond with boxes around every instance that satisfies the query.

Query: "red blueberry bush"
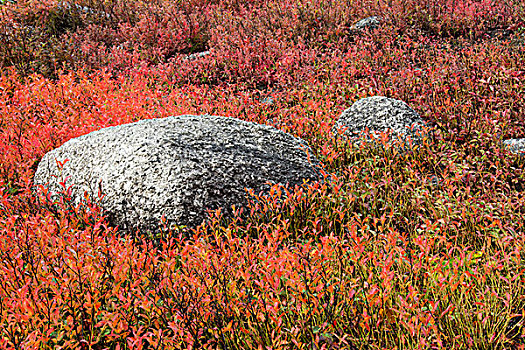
[1,0,525,349]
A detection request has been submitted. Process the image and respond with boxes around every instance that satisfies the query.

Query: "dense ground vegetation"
[1,0,525,348]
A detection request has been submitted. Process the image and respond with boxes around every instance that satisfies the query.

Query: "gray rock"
[34,115,323,232]
[260,96,274,105]
[332,96,430,149]
[350,16,381,32]
[502,138,525,155]
[57,1,110,18]
[182,51,211,61]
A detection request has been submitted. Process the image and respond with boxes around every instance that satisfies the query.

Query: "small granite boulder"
[34,115,323,232]
[182,51,211,61]
[332,96,430,149]
[502,138,525,155]
[350,16,381,32]
[56,1,110,19]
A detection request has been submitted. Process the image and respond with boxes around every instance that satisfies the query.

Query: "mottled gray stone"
[350,16,381,32]
[260,96,274,105]
[502,138,525,155]
[332,96,430,149]
[56,1,109,18]
[183,51,211,61]
[34,115,322,232]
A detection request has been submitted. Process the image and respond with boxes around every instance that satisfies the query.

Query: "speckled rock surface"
[34,115,323,232]
[332,96,430,149]
[502,138,525,155]
[183,50,211,61]
[350,16,381,32]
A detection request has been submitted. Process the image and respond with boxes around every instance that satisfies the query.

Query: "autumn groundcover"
[1,0,525,349]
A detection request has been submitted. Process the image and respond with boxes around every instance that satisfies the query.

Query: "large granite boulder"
[332,96,430,149]
[34,115,323,232]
